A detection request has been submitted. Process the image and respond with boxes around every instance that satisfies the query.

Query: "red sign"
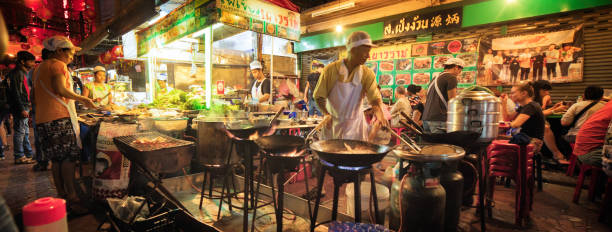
[216,80,225,95]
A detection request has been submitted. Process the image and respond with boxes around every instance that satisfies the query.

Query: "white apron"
[251,79,264,103]
[321,61,368,141]
[36,68,82,148]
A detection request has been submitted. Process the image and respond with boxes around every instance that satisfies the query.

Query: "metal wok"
[255,135,305,155]
[309,139,392,167]
[225,126,271,140]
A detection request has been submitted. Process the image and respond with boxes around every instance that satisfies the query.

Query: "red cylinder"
[22,197,68,232]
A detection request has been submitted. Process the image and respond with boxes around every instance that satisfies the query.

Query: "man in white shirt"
[561,86,606,143]
[545,44,559,79]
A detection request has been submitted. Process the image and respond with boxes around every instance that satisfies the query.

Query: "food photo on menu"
[396,74,411,85]
[378,74,394,86]
[381,88,393,99]
[457,53,478,67]
[412,72,431,85]
[434,55,453,69]
[396,59,412,71]
[413,57,432,70]
[379,60,395,71]
[459,71,476,84]
[412,43,428,57]
[430,41,447,55]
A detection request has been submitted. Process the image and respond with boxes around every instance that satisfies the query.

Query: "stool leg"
[535,153,543,191]
[276,164,285,232]
[251,158,266,232]
[209,174,215,198]
[588,169,601,202]
[332,182,341,222]
[217,173,227,221]
[199,171,208,209]
[573,167,587,203]
[369,170,380,224]
[310,167,326,232]
[354,177,361,223]
[226,171,233,212]
[302,158,312,220]
[487,175,496,219]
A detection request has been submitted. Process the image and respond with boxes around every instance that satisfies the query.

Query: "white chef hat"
[346,31,377,51]
[444,57,466,67]
[43,35,81,52]
[250,60,262,70]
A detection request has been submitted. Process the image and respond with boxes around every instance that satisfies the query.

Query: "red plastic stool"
[486,140,535,226]
[573,163,604,203]
[566,143,578,176]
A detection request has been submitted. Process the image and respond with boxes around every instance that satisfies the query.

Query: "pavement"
[0,129,610,231]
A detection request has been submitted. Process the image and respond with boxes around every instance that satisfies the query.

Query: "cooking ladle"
[305,116,331,142]
[269,106,285,127]
[400,111,424,134]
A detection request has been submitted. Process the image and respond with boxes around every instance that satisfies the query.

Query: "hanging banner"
[477,25,583,86]
[217,0,300,41]
[136,0,215,57]
[383,7,462,39]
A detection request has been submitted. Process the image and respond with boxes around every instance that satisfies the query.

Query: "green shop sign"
[217,0,300,41]
[136,0,215,57]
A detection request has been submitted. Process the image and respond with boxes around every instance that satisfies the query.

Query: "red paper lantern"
[0,64,6,70]
[20,27,32,37]
[36,8,53,21]
[8,64,15,70]
[111,45,123,58]
[24,0,43,9]
[72,0,86,11]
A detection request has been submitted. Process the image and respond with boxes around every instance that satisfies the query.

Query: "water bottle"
[23,197,68,232]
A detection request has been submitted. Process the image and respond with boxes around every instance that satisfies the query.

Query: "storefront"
[296,0,612,102]
[134,0,301,112]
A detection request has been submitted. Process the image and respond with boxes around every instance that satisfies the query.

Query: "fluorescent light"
[335,25,343,32]
[506,0,516,3]
[311,1,355,17]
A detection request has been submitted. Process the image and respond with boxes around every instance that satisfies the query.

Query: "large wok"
[255,135,305,155]
[310,139,392,167]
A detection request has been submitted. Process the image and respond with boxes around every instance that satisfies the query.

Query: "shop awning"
[78,0,161,55]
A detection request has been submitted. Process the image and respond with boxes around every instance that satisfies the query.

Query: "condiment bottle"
[22,197,68,232]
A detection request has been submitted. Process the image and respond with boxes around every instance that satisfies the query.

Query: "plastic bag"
[107,196,150,223]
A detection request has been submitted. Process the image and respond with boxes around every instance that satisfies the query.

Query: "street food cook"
[313,31,389,141]
[83,66,112,107]
[248,60,271,103]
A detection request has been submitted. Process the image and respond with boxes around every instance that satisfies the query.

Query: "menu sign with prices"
[361,38,478,102]
[217,0,300,41]
[383,7,462,39]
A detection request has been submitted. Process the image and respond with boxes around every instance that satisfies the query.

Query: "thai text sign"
[217,0,300,41]
[136,0,214,56]
[383,7,462,38]
[368,44,412,61]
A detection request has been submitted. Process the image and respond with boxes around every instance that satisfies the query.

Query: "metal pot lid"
[393,144,465,161]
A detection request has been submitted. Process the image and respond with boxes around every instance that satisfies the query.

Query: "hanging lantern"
[72,0,86,11]
[0,64,6,70]
[8,64,15,70]
[24,0,43,9]
[36,8,53,21]
[111,45,123,58]
[20,27,32,37]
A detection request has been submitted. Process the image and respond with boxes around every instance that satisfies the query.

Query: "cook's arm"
[259,94,270,103]
[315,97,329,116]
[51,73,96,108]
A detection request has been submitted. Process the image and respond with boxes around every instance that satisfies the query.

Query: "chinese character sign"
[383,8,462,39]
